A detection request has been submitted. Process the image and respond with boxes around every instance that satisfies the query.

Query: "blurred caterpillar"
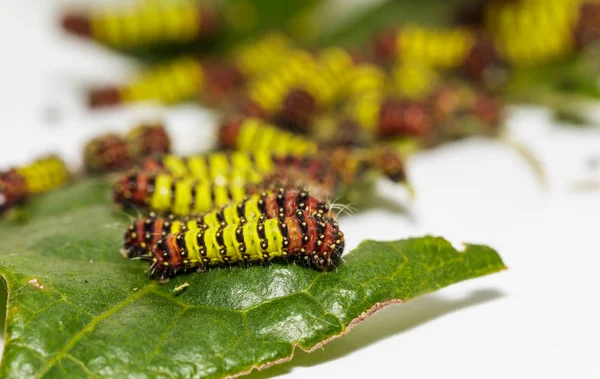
[144,210,345,278]
[16,156,70,194]
[217,116,406,185]
[218,116,319,155]
[126,122,171,159]
[0,156,70,213]
[121,187,330,258]
[113,171,264,216]
[0,170,29,213]
[83,122,171,173]
[83,133,132,173]
[484,0,584,65]
[89,57,245,107]
[240,47,366,132]
[61,1,218,49]
[344,81,503,142]
[372,25,502,82]
[89,34,292,108]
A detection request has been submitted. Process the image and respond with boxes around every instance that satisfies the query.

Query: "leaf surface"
[0,179,505,378]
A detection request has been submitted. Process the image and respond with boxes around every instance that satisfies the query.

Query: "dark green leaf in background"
[0,179,505,378]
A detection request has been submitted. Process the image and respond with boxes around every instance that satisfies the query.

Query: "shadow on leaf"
[247,289,504,379]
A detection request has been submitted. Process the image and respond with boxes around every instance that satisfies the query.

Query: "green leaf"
[0,179,505,378]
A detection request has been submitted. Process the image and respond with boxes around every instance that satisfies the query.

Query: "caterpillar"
[372,25,502,82]
[392,63,439,100]
[0,156,69,213]
[0,170,29,213]
[345,80,503,140]
[16,156,70,194]
[61,1,218,49]
[126,122,171,159]
[144,210,345,278]
[89,33,292,108]
[218,116,319,156]
[427,84,504,142]
[240,47,362,132]
[484,0,584,66]
[347,93,434,138]
[113,171,263,216]
[575,2,600,47]
[83,133,133,173]
[88,57,245,108]
[232,33,294,78]
[121,187,330,259]
[142,152,340,200]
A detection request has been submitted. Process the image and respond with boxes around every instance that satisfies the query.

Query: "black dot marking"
[237,198,248,219]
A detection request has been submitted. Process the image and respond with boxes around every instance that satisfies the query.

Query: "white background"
[2,1,600,378]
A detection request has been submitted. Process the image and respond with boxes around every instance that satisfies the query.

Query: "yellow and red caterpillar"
[122,187,331,259]
[217,115,406,185]
[0,170,29,213]
[218,116,319,156]
[1,156,70,213]
[83,122,171,173]
[61,1,218,49]
[113,171,266,216]
[239,47,364,132]
[484,0,588,66]
[143,210,344,279]
[88,57,244,108]
[343,82,503,141]
[88,33,292,108]
[142,150,336,183]
[15,155,70,195]
[372,25,502,82]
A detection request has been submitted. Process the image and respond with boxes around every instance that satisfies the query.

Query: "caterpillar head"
[113,171,152,209]
[83,133,132,173]
[372,148,406,183]
[126,122,171,159]
[217,115,245,149]
[311,214,345,270]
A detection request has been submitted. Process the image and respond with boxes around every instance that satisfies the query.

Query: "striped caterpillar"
[238,47,366,132]
[113,171,264,216]
[484,0,584,66]
[61,1,218,49]
[372,25,502,82]
[125,122,171,159]
[15,156,70,194]
[0,156,70,213]
[217,117,406,185]
[122,187,330,259]
[88,57,245,107]
[145,210,344,278]
[83,123,171,173]
[84,133,133,173]
[218,116,318,155]
[88,34,291,108]
[344,82,502,140]
[141,151,340,195]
